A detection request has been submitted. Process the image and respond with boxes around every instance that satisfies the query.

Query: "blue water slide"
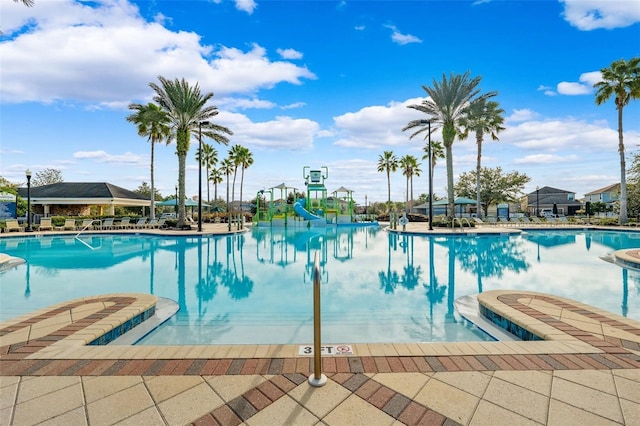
[294,199,324,221]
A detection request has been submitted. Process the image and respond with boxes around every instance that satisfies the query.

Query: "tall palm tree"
[594,57,640,224]
[220,157,234,229]
[377,151,399,213]
[209,167,223,210]
[195,143,218,207]
[404,72,495,219]
[399,155,420,213]
[458,99,505,219]
[237,146,254,216]
[422,139,445,189]
[126,102,172,220]
[149,76,232,227]
[228,144,244,208]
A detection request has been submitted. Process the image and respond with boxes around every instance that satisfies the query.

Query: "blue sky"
[1,0,640,206]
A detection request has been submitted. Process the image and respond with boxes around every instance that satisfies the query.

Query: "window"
[567,193,574,201]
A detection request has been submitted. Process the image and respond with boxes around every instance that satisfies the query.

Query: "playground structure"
[254,166,376,228]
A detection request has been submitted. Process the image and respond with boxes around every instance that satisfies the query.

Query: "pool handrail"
[309,250,327,387]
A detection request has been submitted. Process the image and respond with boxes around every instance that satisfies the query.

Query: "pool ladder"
[309,251,327,387]
[452,217,471,230]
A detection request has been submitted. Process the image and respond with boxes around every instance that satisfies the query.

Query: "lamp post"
[175,185,178,214]
[25,169,33,232]
[197,121,209,232]
[536,185,539,217]
[427,120,434,231]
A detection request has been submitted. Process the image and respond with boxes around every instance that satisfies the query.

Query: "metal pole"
[536,186,539,217]
[25,169,33,232]
[308,251,327,387]
[428,120,433,231]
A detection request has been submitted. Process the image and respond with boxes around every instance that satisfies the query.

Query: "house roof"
[584,183,620,196]
[528,186,575,196]
[17,182,149,206]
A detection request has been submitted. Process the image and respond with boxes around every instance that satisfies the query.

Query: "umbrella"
[552,202,558,216]
[156,198,209,207]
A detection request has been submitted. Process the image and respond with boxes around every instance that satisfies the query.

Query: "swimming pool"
[0,227,638,345]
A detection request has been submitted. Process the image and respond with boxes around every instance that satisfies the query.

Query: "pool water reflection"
[0,227,638,345]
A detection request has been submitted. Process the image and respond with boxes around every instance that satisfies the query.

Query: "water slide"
[294,200,325,221]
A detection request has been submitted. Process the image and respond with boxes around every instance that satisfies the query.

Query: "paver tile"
[414,376,479,425]
[323,393,396,426]
[550,376,624,423]
[613,374,640,403]
[432,371,491,397]
[86,382,153,425]
[483,376,549,423]
[554,369,617,395]
[12,381,83,425]
[372,372,429,399]
[206,375,266,402]
[547,399,619,426]
[144,375,204,403]
[470,400,541,426]
[245,394,318,426]
[619,398,640,425]
[288,378,351,418]
[157,382,224,426]
[493,370,552,396]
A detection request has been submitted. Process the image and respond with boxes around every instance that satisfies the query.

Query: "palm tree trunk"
[150,140,155,220]
[178,153,186,228]
[206,165,211,207]
[445,145,455,220]
[405,175,409,214]
[410,176,414,214]
[476,134,483,219]
[387,170,391,213]
[232,168,238,210]
[240,167,245,216]
[618,106,628,224]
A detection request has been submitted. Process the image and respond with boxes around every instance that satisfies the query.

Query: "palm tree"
[594,57,640,224]
[458,99,505,219]
[195,143,218,207]
[399,155,421,213]
[237,146,254,216]
[209,167,223,210]
[220,157,234,229]
[149,76,232,227]
[13,0,34,6]
[377,151,399,213]
[126,102,171,220]
[404,72,495,220]
[228,144,244,208]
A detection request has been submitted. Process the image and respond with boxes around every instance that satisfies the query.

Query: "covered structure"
[16,182,150,217]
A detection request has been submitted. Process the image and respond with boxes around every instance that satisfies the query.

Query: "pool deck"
[1,222,640,425]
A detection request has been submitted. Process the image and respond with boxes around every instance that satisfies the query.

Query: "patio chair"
[531,216,544,225]
[486,216,498,225]
[115,217,131,229]
[498,217,513,226]
[100,218,115,230]
[5,219,24,232]
[156,218,167,229]
[78,219,95,231]
[519,216,532,225]
[134,218,147,229]
[38,218,53,231]
[472,217,486,225]
[55,219,77,231]
[146,218,158,228]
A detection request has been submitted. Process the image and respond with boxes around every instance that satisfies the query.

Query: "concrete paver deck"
[1,222,639,425]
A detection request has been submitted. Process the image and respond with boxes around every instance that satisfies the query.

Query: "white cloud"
[281,102,306,110]
[384,25,422,45]
[332,98,425,149]
[0,2,315,105]
[235,0,257,14]
[277,48,303,60]
[73,150,147,165]
[513,154,580,165]
[561,0,640,30]
[505,119,617,152]
[557,71,602,95]
[355,25,365,31]
[219,97,277,111]
[507,109,541,123]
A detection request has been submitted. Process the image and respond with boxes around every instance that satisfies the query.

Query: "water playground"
[254,166,377,228]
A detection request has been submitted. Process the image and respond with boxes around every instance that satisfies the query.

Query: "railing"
[74,219,102,250]
[308,251,327,387]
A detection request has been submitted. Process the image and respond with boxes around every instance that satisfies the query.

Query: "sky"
[1,0,640,207]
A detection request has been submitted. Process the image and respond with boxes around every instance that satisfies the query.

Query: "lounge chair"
[486,216,497,225]
[38,218,53,231]
[473,217,486,225]
[531,216,543,225]
[5,219,24,232]
[156,218,167,229]
[55,219,77,231]
[146,218,158,228]
[78,219,95,231]
[498,217,513,226]
[134,218,147,229]
[115,217,131,229]
[519,216,532,225]
[100,218,115,230]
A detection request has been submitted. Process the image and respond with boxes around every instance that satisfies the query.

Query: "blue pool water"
[0,227,638,345]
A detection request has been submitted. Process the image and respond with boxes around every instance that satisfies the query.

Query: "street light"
[536,185,539,217]
[175,185,178,214]
[198,121,210,232]
[25,169,33,232]
[427,119,434,231]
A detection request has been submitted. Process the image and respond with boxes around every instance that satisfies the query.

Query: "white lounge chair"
[5,219,24,232]
[100,218,115,230]
[55,219,76,231]
[38,218,53,231]
[134,218,147,229]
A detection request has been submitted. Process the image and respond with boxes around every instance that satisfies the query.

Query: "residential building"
[523,186,583,216]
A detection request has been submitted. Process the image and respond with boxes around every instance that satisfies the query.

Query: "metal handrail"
[308,250,327,387]
[74,219,102,250]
